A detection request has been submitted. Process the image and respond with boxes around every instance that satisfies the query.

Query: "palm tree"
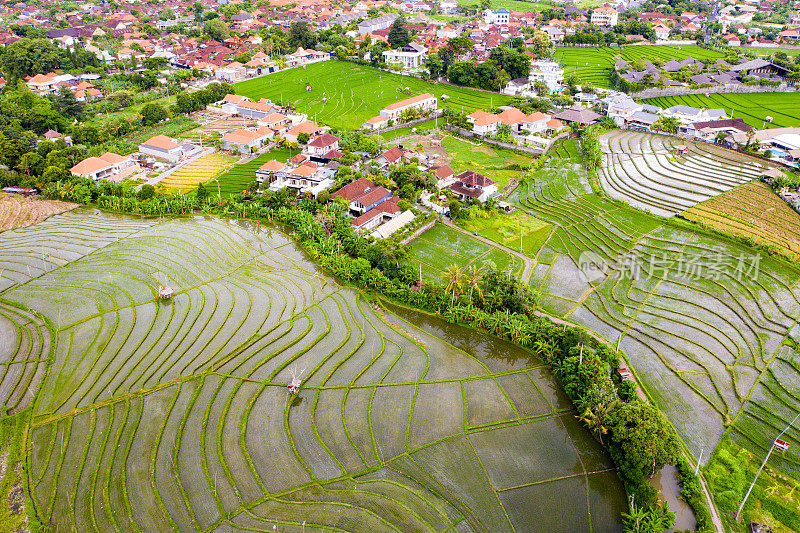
[441,264,463,305]
[578,397,618,446]
[462,264,483,300]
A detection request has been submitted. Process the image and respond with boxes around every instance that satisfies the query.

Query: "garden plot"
[598,131,768,217]
[512,141,800,460]
[5,211,627,532]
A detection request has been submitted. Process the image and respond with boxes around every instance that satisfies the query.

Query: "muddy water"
[651,464,697,532]
[386,302,628,532]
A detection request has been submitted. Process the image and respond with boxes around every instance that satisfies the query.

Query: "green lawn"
[458,210,552,257]
[442,136,534,188]
[644,92,800,128]
[553,45,725,88]
[214,147,293,197]
[234,61,513,131]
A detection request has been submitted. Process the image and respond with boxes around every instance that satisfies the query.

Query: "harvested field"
[158,153,238,191]
[0,193,78,233]
[683,180,800,260]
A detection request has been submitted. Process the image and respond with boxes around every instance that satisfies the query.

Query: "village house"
[139,135,189,163]
[70,151,138,181]
[306,133,340,157]
[255,159,287,183]
[449,170,497,203]
[284,121,322,144]
[380,93,438,121]
[221,128,272,153]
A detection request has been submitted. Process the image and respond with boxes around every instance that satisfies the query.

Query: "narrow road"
[440,218,534,282]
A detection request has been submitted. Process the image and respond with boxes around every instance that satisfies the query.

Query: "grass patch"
[458,210,552,257]
[442,136,534,189]
[706,436,800,533]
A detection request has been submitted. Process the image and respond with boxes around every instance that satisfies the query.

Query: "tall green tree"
[0,38,68,79]
[606,402,681,485]
[388,17,411,48]
[203,18,228,42]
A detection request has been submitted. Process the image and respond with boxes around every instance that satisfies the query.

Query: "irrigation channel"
[0,209,629,532]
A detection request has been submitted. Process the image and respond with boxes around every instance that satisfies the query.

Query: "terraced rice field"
[683,180,800,260]
[553,45,724,89]
[234,61,513,131]
[0,209,627,531]
[405,223,525,281]
[0,193,77,232]
[215,149,292,197]
[598,131,770,217]
[644,92,800,128]
[511,141,800,473]
[159,153,238,191]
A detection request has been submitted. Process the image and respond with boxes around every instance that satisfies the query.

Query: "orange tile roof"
[385,93,435,111]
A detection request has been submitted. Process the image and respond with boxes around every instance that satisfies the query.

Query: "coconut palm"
[578,397,618,446]
[441,264,463,305]
[462,264,483,300]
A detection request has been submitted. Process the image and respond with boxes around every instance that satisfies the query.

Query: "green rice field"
[644,92,800,128]
[0,208,627,531]
[553,45,725,88]
[405,222,524,281]
[458,0,552,11]
[458,210,552,257]
[214,148,293,197]
[234,61,513,131]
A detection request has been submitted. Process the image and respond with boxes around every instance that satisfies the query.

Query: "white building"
[378,93,438,121]
[139,135,185,163]
[70,152,138,181]
[528,60,564,91]
[590,6,619,26]
[483,8,510,24]
[383,42,428,70]
[268,163,334,197]
[358,13,399,34]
